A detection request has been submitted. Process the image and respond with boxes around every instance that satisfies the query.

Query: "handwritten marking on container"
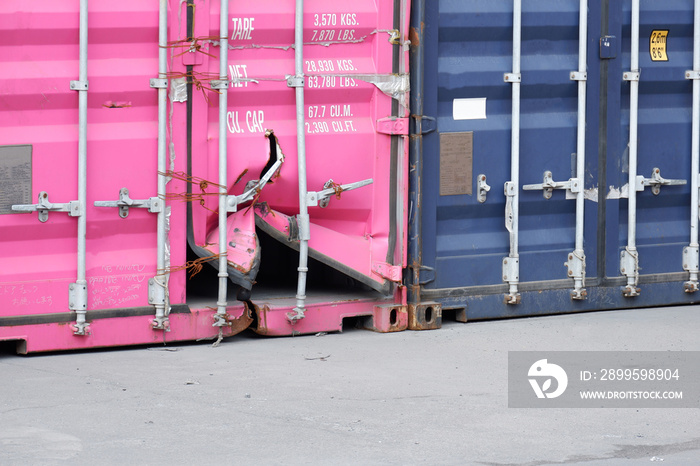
[230,18,254,41]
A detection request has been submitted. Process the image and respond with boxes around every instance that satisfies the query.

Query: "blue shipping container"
[408,0,700,325]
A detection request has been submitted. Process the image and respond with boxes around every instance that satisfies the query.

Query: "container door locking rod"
[684,0,700,293]
[212,0,230,330]
[13,0,90,335]
[94,0,171,329]
[621,0,686,297]
[523,0,589,300]
[287,0,309,323]
[502,0,522,304]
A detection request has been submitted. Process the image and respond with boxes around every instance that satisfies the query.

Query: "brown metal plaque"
[0,145,32,214]
[439,132,473,196]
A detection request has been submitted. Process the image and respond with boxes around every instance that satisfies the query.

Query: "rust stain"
[102,101,132,108]
[224,302,254,336]
[234,168,249,186]
[409,26,420,47]
[252,304,270,335]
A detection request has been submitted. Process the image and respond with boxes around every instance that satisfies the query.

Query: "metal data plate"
[0,145,32,214]
[439,132,473,196]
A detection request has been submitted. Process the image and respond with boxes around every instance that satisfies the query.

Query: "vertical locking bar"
[569,0,588,300]
[503,0,522,304]
[214,0,230,327]
[71,0,89,335]
[152,0,170,329]
[622,0,641,297]
[685,0,700,293]
[289,0,309,322]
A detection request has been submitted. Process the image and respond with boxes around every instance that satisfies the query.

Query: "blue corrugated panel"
[414,0,700,320]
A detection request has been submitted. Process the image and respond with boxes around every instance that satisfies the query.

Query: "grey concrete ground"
[1,305,698,465]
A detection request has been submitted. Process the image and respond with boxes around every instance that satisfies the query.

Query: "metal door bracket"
[307,179,373,207]
[570,71,587,81]
[376,117,409,135]
[503,73,521,83]
[623,71,640,82]
[565,252,587,300]
[12,192,81,222]
[477,174,490,203]
[372,262,403,282]
[502,257,520,304]
[410,115,437,135]
[683,245,699,292]
[286,75,305,88]
[68,282,88,312]
[686,70,700,80]
[620,248,641,297]
[638,168,686,195]
[523,171,581,200]
[70,80,89,91]
[210,80,229,90]
[94,188,162,218]
[417,265,435,285]
[148,278,166,306]
[149,78,168,89]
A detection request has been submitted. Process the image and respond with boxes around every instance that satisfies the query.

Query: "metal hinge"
[410,115,437,135]
[376,117,408,135]
[372,262,403,283]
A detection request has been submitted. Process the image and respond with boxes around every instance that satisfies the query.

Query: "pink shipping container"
[0,0,411,353]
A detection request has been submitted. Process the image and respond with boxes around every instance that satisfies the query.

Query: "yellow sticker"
[650,30,669,62]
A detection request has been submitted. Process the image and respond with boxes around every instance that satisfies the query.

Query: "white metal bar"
[503,0,521,304]
[152,0,170,328]
[571,0,588,299]
[214,0,230,325]
[622,0,641,296]
[72,0,89,335]
[685,0,700,292]
[290,0,309,322]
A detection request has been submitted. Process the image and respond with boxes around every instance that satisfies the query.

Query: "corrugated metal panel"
[0,1,175,318]
[414,0,700,319]
[0,0,409,352]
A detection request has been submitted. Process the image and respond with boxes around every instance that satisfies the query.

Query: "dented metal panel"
[0,0,409,353]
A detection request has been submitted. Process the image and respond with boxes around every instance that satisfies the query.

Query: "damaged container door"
[187,0,409,298]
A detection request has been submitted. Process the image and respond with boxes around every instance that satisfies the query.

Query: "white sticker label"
[453,98,487,120]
